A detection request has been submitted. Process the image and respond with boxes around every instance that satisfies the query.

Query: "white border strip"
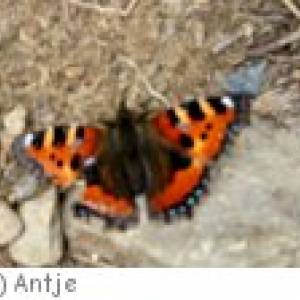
[0,268,298,300]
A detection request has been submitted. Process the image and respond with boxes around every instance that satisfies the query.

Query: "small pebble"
[64,65,84,79]
[8,174,41,203]
[292,69,300,80]
[9,187,63,266]
[219,60,266,96]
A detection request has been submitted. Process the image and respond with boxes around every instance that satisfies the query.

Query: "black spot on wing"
[200,132,208,140]
[53,126,67,146]
[166,109,179,127]
[168,150,191,171]
[206,97,227,114]
[179,133,194,148]
[84,161,100,185]
[181,99,205,121]
[70,153,81,171]
[205,123,213,130]
[76,126,85,140]
[56,160,63,168]
[49,153,55,160]
[32,131,45,150]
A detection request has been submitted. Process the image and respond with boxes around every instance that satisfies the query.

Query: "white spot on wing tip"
[221,96,234,108]
[83,156,96,167]
[23,133,34,147]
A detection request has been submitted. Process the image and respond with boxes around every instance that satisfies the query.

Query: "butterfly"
[12,94,251,229]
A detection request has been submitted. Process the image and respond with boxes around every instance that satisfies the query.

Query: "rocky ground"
[0,0,300,266]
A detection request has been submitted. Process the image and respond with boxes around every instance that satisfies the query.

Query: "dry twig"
[249,0,300,56]
[212,23,253,54]
[281,0,300,19]
[68,0,139,17]
[249,27,300,56]
[117,56,169,107]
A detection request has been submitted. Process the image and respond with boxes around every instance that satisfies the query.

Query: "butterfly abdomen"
[97,117,149,197]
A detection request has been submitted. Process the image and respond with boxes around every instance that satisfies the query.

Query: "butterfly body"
[12,95,251,228]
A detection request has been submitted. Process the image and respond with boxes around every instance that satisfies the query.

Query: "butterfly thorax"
[97,108,171,198]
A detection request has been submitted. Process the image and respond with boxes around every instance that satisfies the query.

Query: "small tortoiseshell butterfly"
[12,94,251,229]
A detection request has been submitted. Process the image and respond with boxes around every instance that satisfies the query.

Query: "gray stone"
[66,118,300,267]
[0,201,22,245]
[218,60,266,96]
[8,174,41,203]
[9,187,63,266]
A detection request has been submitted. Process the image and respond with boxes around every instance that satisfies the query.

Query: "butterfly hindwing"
[81,158,135,225]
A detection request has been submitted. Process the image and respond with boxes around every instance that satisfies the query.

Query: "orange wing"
[12,126,102,188]
[150,95,250,218]
[13,125,136,227]
[74,157,137,229]
[78,185,137,228]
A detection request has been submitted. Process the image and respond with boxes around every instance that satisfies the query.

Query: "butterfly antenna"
[119,97,128,112]
[114,89,129,123]
[118,86,130,112]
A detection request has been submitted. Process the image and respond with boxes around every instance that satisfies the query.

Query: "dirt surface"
[0,0,300,266]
